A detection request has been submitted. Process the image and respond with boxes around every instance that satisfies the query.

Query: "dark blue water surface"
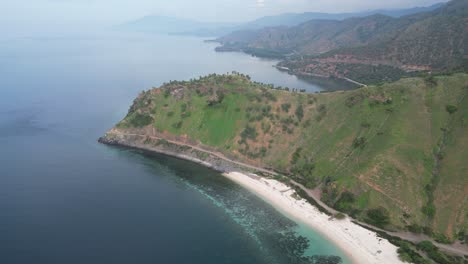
[0,32,350,264]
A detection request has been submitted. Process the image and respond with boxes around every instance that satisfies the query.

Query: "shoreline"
[274,65,367,88]
[99,131,403,264]
[223,172,403,264]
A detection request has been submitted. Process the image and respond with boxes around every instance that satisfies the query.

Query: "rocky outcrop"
[98,129,261,174]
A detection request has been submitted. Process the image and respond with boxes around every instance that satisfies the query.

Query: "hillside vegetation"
[111,73,468,243]
[216,0,468,84]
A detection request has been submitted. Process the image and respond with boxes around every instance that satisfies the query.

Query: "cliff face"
[101,73,468,241]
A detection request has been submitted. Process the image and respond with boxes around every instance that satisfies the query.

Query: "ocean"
[0,31,351,264]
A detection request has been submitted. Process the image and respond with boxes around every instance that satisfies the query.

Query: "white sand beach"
[223,172,404,264]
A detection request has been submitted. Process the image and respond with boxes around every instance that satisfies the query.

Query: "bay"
[0,31,351,264]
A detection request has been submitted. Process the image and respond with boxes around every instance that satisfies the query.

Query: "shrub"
[261,122,271,133]
[216,90,225,102]
[457,230,467,243]
[315,104,327,122]
[446,105,458,114]
[264,91,277,102]
[345,94,364,107]
[295,104,304,121]
[260,147,267,157]
[129,113,153,127]
[334,213,346,220]
[422,226,433,236]
[339,191,355,203]
[281,103,291,112]
[361,122,371,128]
[422,204,435,218]
[425,75,437,86]
[397,242,430,264]
[366,207,390,228]
[163,88,171,98]
[180,103,187,112]
[335,191,356,212]
[417,240,454,264]
[352,137,367,149]
[181,112,191,118]
[317,104,327,113]
[292,163,315,178]
[261,105,272,116]
[172,121,183,129]
[240,126,258,140]
[417,241,436,252]
[406,224,423,234]
[303,119,312,128]
[291,148,302,164]
[433,233,451,244]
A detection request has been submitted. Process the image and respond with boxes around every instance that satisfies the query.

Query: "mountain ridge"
[241,2,445,29]
[115,2,446,37]
[215,0,467,84]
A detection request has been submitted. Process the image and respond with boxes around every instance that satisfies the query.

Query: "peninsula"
[100,72,468,264]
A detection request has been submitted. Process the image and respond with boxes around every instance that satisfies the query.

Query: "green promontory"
[104,72,468,241]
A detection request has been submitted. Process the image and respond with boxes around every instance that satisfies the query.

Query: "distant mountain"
[322,0,468,70]
[116,2,445,37]
[216,0,467,84]
[217,14,402,55]
[240,2,445,29]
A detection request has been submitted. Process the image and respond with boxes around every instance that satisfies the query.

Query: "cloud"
[256,0,265,7]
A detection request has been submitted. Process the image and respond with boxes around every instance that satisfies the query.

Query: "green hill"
[101,73,468,244]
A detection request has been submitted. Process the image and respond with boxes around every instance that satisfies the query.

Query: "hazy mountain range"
[116,2,445,36]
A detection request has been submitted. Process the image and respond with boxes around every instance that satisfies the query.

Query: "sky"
[1,0,448,32]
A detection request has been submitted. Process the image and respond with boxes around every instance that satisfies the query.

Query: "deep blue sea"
[0,31,351,264]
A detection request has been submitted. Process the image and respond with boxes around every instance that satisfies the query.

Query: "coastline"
[223,172,403,264]
[99,130,404,264]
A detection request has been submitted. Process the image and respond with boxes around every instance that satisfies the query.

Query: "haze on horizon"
[2,0,448,30]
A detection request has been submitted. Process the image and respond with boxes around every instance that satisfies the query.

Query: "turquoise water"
[0,31,351,264]
[295,223,349,261]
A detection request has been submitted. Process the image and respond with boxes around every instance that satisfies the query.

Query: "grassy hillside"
[114,73,468,241]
